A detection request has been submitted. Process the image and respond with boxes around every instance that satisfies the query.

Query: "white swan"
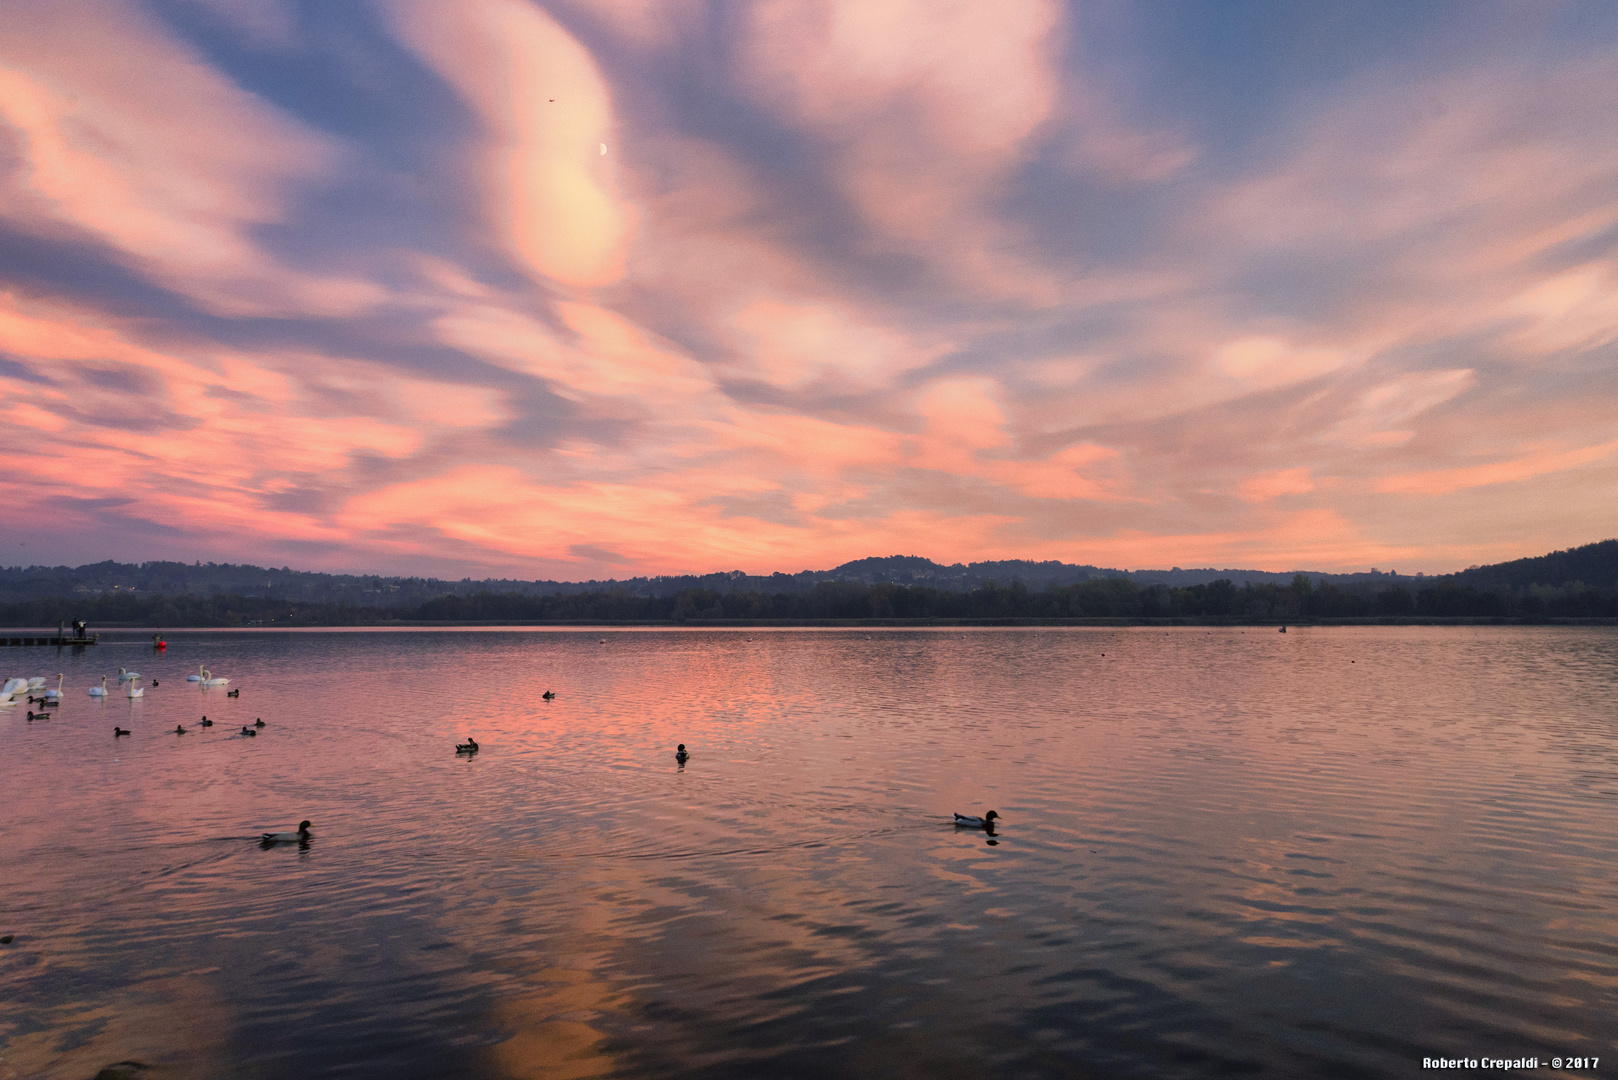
[200,667,229,687]
[88,676,108,697]
[44,674,62,702]
[1,677,27,698]
[117,667,141,683]
[126,678,144,698]
[27,676,46,690]
[186,665,206,682]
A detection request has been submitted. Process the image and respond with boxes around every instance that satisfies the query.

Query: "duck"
[952,810,1000,829]
[254,718,265,727]
[174,725,186,735]
[674,743,689,763]
[240,726,257,737]
[27,710,50,721]
[199,716,213,727]
[151,680,158,687]
[541,690,556,700]
[455,738,479,754]
[88,676,108,697]
[261,820,312,844]
[113,727,130,737]
[118,667,141,683]
[226,688,240,698]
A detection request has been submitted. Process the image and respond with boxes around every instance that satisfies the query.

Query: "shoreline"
[4,616,1617,631]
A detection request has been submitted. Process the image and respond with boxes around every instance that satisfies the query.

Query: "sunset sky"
[2,0,1616,579]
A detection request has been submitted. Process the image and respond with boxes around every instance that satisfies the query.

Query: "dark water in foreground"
[2,626,1616,1079]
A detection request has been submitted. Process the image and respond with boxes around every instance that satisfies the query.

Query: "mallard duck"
[455,738,479,754]
[952,810,1000,828]
[240,726,257,737]
[199,716,213,727]
[113,727,130,737]
[26,710,50,720]
[261,820,311,843]
[253,718,265,727]
[226,688,240,698]
[674,743,689,762]
[542,690,556,700]
[174,725,186,735]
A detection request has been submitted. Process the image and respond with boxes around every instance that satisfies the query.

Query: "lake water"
[2,626,1616,1079]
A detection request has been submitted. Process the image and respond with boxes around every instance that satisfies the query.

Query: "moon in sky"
[599,143,607,155]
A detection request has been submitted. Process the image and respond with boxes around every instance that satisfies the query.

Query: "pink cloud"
[1375,437,1618,496]
[386,0,632,289]
[0,0,381,315]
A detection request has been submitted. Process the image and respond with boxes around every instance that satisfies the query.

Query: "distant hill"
[2,540,1614,626]
[0,540,1610,611]
[0,554,1422,608]
[1450,539,1618,591]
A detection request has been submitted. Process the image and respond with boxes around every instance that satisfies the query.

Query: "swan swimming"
[261,820,311,844]
[200,667,229,687]
[44,674,62,702]
[126,679,144,698]
[88,677,108,697]
[117,667,140,683]
[952,810,1000,829]
[187,665,206,682]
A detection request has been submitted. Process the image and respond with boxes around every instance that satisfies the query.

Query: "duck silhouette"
[261,820,311,844]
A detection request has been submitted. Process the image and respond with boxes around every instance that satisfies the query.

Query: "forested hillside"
[1,540,1612,626]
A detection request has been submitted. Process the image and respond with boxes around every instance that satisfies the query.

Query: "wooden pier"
[2,634,98,646]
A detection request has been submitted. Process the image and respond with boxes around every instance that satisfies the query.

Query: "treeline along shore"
[3,574,1615,628]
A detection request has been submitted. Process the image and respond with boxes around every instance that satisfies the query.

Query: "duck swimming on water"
[113,727,130,737]
[455,738,479,754]
[262,820,311,844]
[953,810,1000,829]
[674,743,689,762]
[199,716,213,727]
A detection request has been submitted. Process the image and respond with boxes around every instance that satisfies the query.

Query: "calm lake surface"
[3,626,1617,1079]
